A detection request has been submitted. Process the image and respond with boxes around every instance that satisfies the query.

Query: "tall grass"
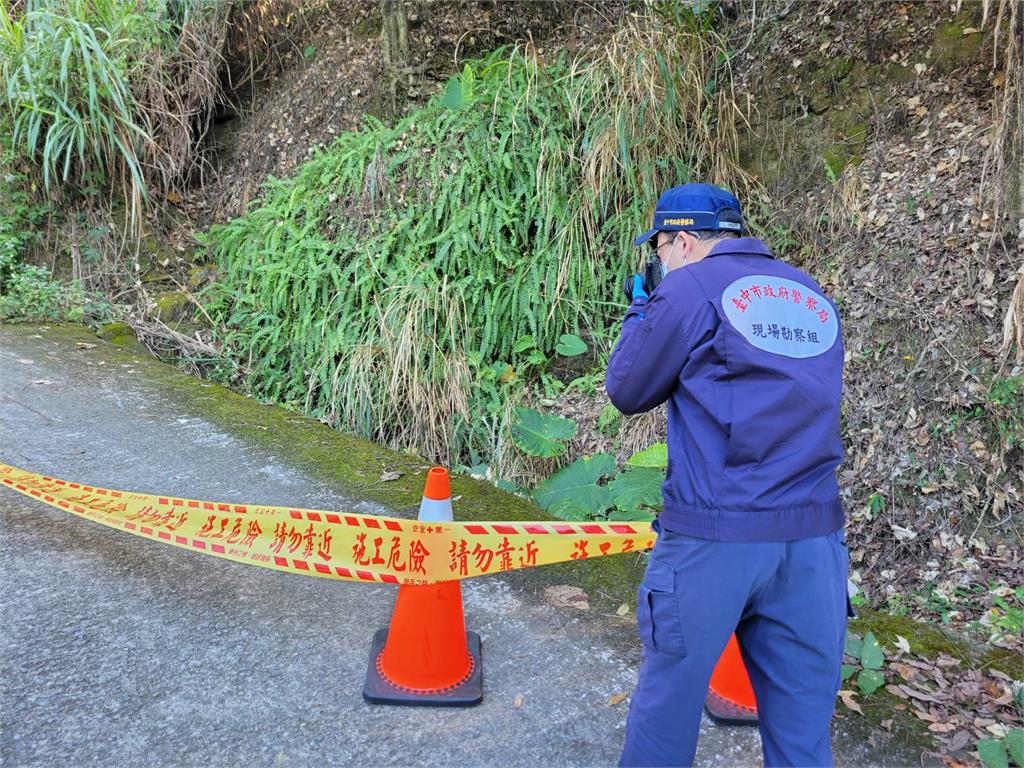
[204,12,755,467]
[0,0,165,218]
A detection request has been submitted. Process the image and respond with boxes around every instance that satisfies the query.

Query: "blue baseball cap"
[633,183,744,246]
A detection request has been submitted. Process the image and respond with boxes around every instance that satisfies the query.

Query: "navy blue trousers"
[620,525,851,767]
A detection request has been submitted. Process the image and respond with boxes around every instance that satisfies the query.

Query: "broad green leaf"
[856,669,884,695]
[461,63,475,99]
[844,634,863,659]
[1006,729,1024,768]
[608,508,656,522]
[555,333,587,356]
[841,664,855,681]
[609,467,663,512]
[533,454,616,518]
[441,75,462,109]
[495,479,520,494]
[978,739,1010,768]
[860,632,884,670]
[628,442,668,469]
[509,407,577,458]
[513,334,537,354]
[303,44,316,58]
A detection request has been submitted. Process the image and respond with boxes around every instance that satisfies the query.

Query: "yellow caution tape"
[0,463,655,584]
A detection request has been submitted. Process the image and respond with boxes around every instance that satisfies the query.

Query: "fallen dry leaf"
[892,662,917,682]
[616,603,630,616]
[75,342,96,350]
[513,695,524,709]
[901,685,942,703]
[544,585,590,610]
[947,730,972,752]
[379,470,402,482]
[891,524,918,541]
[886,684,909,699]
[607,692,629,707]
[838,690,863,715]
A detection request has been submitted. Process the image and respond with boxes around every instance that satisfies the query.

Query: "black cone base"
[705,688,758,724]
[362,628,483,707]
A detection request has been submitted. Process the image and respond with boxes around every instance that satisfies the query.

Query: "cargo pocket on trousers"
[636,562,686,657]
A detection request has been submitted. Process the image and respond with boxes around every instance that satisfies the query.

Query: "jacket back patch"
[720,274,838,359]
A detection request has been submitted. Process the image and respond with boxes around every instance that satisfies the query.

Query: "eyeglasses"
[649,232,681,253]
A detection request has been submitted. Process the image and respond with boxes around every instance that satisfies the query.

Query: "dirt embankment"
[734,0,1022,636]
[197,0,617,224]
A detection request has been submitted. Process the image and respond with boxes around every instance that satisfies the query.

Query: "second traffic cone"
[705,633,758,723]
[363,467,483,706]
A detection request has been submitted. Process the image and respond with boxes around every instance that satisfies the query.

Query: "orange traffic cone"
[363,467,483,706]
[705,633,758,723]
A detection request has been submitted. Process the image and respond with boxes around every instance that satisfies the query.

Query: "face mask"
[659,261,669,280]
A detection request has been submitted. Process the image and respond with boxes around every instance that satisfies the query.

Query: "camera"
[622,255,664,302]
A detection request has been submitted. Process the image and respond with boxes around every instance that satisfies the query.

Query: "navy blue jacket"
[605,237,845,542]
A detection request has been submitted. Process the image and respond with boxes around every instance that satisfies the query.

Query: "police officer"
[607,183,851,767]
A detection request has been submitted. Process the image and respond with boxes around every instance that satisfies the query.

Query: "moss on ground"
[845,608,1023,755]
[853,607,1023,678]
[96,321,148,354]
[153,291,191,322]
[931,9,984,74]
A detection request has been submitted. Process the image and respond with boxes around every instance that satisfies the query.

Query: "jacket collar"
[706,237,775,259]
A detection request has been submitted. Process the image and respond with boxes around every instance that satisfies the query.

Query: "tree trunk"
[380,0,409,72]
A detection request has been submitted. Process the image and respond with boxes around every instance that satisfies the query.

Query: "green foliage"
[608,467,662,514]
[204,16,749,467]
[0,0,166,206]
[628,442,668,469]
[533,453,616,519]
[988,375,1023,451]
[1007,729,1024,767]
[979,738,1010,768]
[597,402,621,437]
[509,407,577,458]
[866,492,887,518]
[554,333,587,357]
[842,631,887,697]
[990,587,1024,640]
[856,668,884,695]
[518,410,664,522]
[0,125,51,284]
[0,262,110,322]
[860,631,884,669]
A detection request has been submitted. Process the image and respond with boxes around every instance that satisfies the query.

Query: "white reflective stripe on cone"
[418,496,453,523]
